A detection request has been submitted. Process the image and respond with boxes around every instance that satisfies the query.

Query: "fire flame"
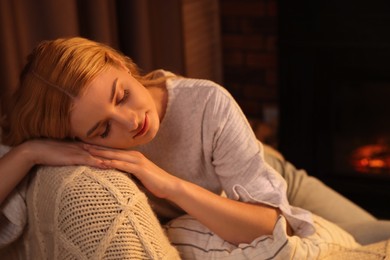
[350,144,390,174]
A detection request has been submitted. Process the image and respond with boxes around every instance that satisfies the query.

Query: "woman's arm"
[171,178,283,245]
[86,146,288,245]
[0,140,105,205]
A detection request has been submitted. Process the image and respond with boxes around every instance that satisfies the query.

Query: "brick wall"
[220,0,279,146]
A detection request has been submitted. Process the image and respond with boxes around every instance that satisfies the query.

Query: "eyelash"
[100,122,111,138]
[116,89,129,105]
[100,89,129,139]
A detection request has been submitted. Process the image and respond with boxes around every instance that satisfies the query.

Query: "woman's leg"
[263,145,390,244]
[165,214,368,259]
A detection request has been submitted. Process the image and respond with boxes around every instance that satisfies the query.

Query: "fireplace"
[278,1,390,218]
[332,79,390,176]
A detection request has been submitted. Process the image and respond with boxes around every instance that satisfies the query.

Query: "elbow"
[228,221,278,246]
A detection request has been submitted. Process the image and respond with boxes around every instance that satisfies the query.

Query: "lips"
[134,114,148,138]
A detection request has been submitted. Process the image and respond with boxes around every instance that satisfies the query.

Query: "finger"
[74,142,89,149]
[103,159,139,176]
[70,154,109,169]
[83,157,107,168]
[57,142,88,154]
[87,148,141,163]
[83,143,112,151]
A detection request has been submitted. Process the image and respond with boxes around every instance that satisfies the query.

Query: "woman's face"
[70,66,160,149]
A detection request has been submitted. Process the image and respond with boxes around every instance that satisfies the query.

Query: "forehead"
[78,66,116,96]
[74,65,129,105]
[69,68,120,137]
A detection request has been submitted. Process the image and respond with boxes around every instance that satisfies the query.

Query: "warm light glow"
[350,143,390,174]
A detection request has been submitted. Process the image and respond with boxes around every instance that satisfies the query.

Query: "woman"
[0,37,386,259]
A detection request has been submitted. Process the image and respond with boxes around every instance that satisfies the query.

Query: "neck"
[147,82,168,121]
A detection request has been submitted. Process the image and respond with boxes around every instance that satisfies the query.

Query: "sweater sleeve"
[206,86,315,237]
[25,166,180,260]
[0,145,28,249]
[0,185,27,249]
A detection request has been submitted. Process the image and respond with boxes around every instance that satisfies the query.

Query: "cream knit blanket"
[1,164,389,259]
[20,166,180,259]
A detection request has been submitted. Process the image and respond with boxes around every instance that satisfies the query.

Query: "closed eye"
[116,89,129,105]
[100,121,111,138]
[100,89,129,139]
[99,87,129,139]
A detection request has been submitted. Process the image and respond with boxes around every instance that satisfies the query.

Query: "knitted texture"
[23,165,180,260]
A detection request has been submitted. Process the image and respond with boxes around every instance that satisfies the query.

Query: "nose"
[112,109,138,132]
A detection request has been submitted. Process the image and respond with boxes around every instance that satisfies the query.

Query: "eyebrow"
[85,78,118,137]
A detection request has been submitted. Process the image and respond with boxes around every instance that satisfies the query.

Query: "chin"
[127,133,157,149]
[140,131,158,146]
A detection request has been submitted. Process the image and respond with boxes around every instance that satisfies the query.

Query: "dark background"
[1,0,389,218]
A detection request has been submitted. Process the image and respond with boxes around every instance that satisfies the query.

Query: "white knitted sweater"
[22,166,179,259]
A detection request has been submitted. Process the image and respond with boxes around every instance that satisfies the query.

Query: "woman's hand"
[83,145,283,245]
[84,145,181,199]
[23,139,106,168]
[0,139,105,205]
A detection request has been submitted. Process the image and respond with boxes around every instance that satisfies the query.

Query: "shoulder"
[167,75,234,106]
[153,69,233,100]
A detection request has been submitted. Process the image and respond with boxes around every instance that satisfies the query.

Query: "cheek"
[80,137,113,148]
[69,119,90,141]
[100,128,131,149]
[68,117,82,139]
[69,106,87,137]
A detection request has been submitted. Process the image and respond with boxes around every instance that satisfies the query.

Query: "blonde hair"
[2,37,169,146]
